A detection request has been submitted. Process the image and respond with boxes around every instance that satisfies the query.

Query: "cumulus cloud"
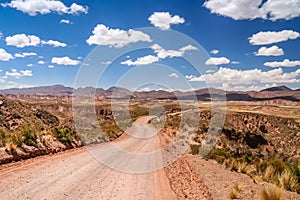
[0,32,2,39]
[121,55,159,66]
[86,24,152,48]
[206,69,216,73]
[6,33,67,48]
[210,49,219,54]
[38,60,46,65]
[5,69,32,78]
[41,40,67,47]
[121,44,197,66]
[151,44,197,59]
[27,63,33,67]
[261,0,300,21]
[51,56,80,65]
[1,0,88,16]
[168,73,179,78]
[255,45,284,56]
[14,52,37,58]
[205,57,230,65]
[249,30,300,45]
[148,12,185,30]
[48,65,54,68]
[231,61,240,64]
[6,34,40,48]
[203,0,300,21]
[186,67,300,90]
[60,19,72,24]
[0,48,13,61]
[264,59,300,67]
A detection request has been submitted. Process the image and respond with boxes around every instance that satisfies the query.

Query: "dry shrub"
[278,169,299,192]
[260,185,284,200]
[229,184,242,199]
[263,166,276,182]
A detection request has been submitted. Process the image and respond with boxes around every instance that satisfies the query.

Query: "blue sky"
[0,0,300,91]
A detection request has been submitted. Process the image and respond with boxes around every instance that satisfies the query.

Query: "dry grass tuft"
[237,162,250,174]
[229,184,242,199]
[278,169,299,192]
[263,166,276,182]
[260,185,284,200]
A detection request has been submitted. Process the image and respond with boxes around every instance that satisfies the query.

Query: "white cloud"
[255,45,284,56]
[0,48,13,61]
[6,34,40,48]
[14,52,37,58]
[6,33,67,48]
[121,44,197,66]
[206,69,216,73]
[231,61,240,64]
[148,12,185,30]
[86,24,152,48]
[186,67,300,90]
[179,45,198,52]
[203,0,300,21]
[204,0,262,20]
[48,65,54,68]
[20,69,32,76]
[27,63,33,67]
[151,44,197,59]
[121,55,159,66]
[38,60,46,65]
[0,32,2,39]
[51,56,80,66]
[42,40,67,47]
[205,57,230,65]
[224,83,279,91]
[249,30,300,45]
[100,61,112,65]
[69,3,88,14]
[210,49,219,54]
[5,69,32,78]
[168,73,179,78]
[1,0,88,16]
[60,19,72,24]
[260,0,300,21]
[264,59,300,67]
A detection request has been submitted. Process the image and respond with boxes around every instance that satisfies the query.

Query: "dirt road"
[0,117,178,200]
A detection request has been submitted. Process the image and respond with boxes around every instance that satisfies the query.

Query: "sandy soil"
[1,116,299,200]
[0,117,178,200]
[185,155,300,200]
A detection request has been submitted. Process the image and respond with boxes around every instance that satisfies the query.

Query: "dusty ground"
[185,155,300,200]
[0,117,210,200]
[0,116,299,200]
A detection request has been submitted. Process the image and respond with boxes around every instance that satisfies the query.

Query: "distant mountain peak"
[261,85,292,92]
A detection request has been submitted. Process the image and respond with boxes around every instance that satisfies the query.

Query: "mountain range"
[1,85,300,102]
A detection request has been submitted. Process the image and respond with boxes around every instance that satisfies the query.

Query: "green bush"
[269,158,286,174]
[20,127,37,146]
[10,132,23,147]
[190,144,200,155]
[0,128,6,147]
[207,148,231,164]
[52,126,78,146]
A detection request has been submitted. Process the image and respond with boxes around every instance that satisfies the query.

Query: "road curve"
[0,117,177,200]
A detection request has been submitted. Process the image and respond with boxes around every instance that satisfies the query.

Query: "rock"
[0,147,13,164]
